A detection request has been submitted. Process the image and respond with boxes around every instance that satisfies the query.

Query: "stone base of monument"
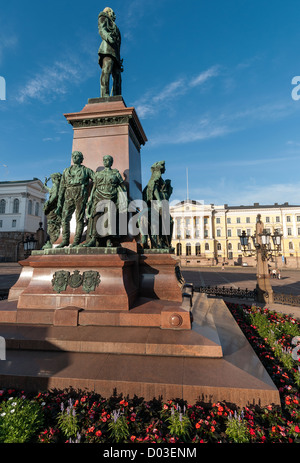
[0,292,280,407]
[4,247,188,329]
[0,247,280,407]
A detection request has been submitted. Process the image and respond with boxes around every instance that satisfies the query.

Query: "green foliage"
[225,411,250,443]
[166,405,192,442]
[0,397,44,443]
[57,398,79,439]
[108,410,130,443]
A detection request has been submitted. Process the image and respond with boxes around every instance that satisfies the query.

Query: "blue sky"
[1,0,300,206]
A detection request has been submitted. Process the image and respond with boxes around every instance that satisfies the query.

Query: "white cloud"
[134,65,220,120]
[17,60,83,103]
[182,181,300,207]
[189,65,220,87]
[150,117,233,146]
[0,33,17,64]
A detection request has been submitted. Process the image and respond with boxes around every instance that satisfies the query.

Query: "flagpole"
[186,168,189,201]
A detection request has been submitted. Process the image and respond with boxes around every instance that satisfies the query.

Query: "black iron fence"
[194,285,257,300]
[273,292,300,307]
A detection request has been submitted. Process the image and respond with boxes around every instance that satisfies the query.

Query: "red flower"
[295,425,300,433]
[120,399,128,407]
[95,430,102,437]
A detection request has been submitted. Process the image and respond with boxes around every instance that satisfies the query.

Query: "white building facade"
[0,178,47,261]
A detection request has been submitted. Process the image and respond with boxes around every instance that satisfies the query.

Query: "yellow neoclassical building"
[170,200,300,268]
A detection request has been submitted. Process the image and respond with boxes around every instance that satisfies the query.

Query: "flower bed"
[0,302,299,443]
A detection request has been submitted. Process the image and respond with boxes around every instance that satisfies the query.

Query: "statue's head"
[151,160,165,175]
[72,151,84,165]
[50,173,62,184]
[103,155,113,167]
[103,7,116,21]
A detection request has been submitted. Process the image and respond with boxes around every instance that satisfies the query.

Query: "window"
[217,243,222,251]
[238,243,241,250]
[195,243,201,256]
[0,199,5,214]
[216,217,221,224]
[0,220,2,228]
[205,243,209,251]
[28,200,32,215]
[227,218,231,224]
[237,229,242,237]
[266,217,270,223]
[297,216,300,222]
[288,228,292,236]
[246,229,251,236]
[204,218,208,225]
[286,216,291,222]
[246,217,250,223]
[12,219,16,228]
[228,243,232,250]
[236,217,241,223]
[13,198,19,214]
[227,229,232,237]
[204,230,208,238]
[298,228,300,236]
[216,229,221,237]
[35,201,39,216]
[176,243,182,256]
[186,243,191,256]
[276,216,280,222]
[289,242,294,250]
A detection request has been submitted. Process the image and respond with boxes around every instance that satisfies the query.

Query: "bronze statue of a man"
[83,155,127,247]
[42,172,62,249]
[98,7,123,97]
[55,151,94,248]
[141,161,173,249]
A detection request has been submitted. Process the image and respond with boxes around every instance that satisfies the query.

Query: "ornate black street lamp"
[239,227,282,261]
[23,234,37,257]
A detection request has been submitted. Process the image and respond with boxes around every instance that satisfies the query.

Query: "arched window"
[289,241,294,250]
[228,243,232,250]
[0,199,5,214]
[28,200,32,215]
[13,198,19,214]
[217,242,222,251]
[186,243,191,256]
[35,202,39,216]
[195,243,201,255]
[205,243,209,251]
[176,243,182,256]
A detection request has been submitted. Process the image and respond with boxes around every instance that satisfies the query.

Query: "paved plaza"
[182,266,300,295]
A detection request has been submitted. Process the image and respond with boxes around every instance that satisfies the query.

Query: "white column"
[191,216,194,239]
